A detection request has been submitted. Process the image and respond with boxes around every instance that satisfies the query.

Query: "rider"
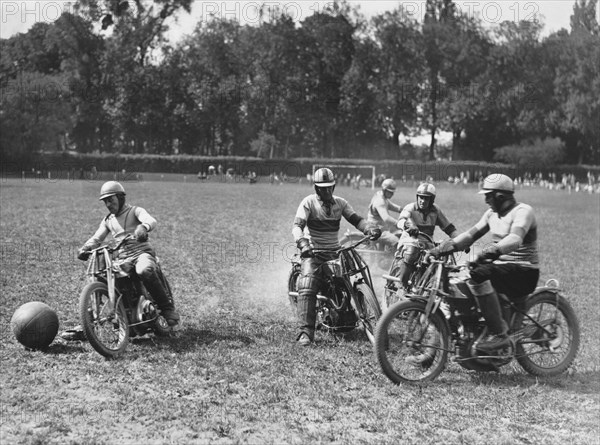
[392,182,458,291]
[428,173,539,354]
[366,178,403,250]
[292,167,381,346]
[61,181,180,340]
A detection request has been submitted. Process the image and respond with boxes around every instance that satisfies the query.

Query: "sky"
[0,1,584,40]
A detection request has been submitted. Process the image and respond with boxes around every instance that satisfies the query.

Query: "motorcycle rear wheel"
[374,300,449,384]
[80,282,129,358]
[514,291,580,376]
[353,283,382,344]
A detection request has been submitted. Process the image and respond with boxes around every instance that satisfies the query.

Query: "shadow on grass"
[461,368,600,394]
[129,326,256,353]
[42,341,89,355]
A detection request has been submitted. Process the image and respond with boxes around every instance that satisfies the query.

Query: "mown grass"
[1,177,598,444]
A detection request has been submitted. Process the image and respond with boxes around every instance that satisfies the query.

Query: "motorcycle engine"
[135,295,158,322]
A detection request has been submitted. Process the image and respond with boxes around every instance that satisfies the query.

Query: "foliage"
[493,138,566,167]
[1,0,599,164]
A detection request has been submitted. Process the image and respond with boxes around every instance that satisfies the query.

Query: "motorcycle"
[339,228,402,270]
[381,231,438,309]
[79,235,173,358]
[288,236,382,343]
[374,252,580,383]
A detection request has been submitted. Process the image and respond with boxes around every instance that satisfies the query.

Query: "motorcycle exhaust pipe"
[288,291,344,311]
[382,274,402,283]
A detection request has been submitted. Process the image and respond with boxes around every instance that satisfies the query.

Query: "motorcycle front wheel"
[514,291,580,376]
[80,282,129,358]
[353,283,382,344]
[287,263,301,314]
[374,300,449,384]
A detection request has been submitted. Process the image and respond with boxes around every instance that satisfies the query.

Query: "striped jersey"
[293,194,366,250]
[399,202,454,237]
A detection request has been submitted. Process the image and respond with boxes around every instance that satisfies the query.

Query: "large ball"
[11,302,59,350]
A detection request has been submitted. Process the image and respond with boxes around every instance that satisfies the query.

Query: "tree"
[421,0,460,160]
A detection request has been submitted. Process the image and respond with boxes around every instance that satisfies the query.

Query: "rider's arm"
[82,220,110,250]
[133,206,157,232]
[292,198,309,242]
[493,206,535,254]
[374,201,398,226]
[388,201,403,214]
[342,201,368,233]
[396,204,414,230]
[435,207,458,238]
[452,211,491,251]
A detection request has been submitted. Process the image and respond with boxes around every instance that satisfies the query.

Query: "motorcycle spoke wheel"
[354,283,382,344]
[79,282,129,358]
[374,301,449,384]
[514,292,580,376]
[287,264,301,315]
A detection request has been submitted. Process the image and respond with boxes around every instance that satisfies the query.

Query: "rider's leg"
[467,278,510,352]
[296,258,324,344]
[136,253,180,326]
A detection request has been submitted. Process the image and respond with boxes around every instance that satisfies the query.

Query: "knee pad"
[402,245,420,265]
[466,279,494,297]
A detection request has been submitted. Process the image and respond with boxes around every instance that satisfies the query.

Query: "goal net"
[312,164,376,190]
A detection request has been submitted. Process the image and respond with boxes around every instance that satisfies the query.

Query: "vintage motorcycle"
[381,231,438,309]
[374,252,580,383]
[79,235,173,358]
[288,236,382,343]
[339,228,402,270]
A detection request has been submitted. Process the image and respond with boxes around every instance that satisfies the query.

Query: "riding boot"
[399,262,416,290]
[296,289,317,343]
[468,280,510,354]
[143,275,180,326]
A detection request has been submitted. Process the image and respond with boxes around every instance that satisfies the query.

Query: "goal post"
[312,164,376,190]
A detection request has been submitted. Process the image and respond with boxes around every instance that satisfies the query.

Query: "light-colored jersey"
[292,194,365,250]
[83,204,157,250]
[399,202,454,237]
[367,190,402,228]
[470,203,538,266]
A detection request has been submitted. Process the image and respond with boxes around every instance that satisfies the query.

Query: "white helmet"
[381,178,397,193]
[478,174,514,194]
[313,168,336,187]
[99,181,126,200]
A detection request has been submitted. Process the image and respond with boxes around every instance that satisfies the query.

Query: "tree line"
[1,0,598,166]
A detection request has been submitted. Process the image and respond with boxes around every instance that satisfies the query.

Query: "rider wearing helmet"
[366,178,403,250]
[62,181,180,340]
[292,167,381,346]
[428,173,539,354]
[391,182,458,292]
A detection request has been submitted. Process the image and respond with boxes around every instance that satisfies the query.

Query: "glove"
[475,245,501,264]
[77,248,91,261]
[366,227,382,241]
[426,240,456,259]
[135,224,148,242]
[297,237,313,259]
[407,227,420,237]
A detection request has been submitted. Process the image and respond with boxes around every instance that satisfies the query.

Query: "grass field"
[1,177,599,444]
